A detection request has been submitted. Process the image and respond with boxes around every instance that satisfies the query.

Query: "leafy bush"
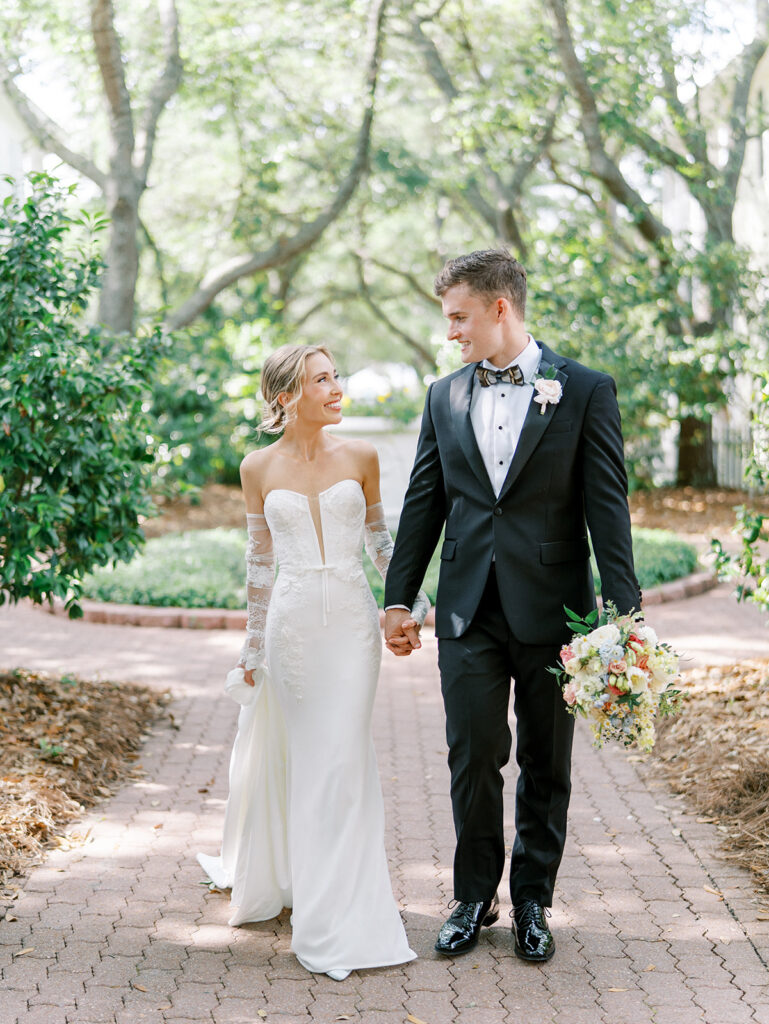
[0,174,165,616]
[712,367,769,614]
[147,289,286,491]
[623,528,699,590]
[81,526,697,610]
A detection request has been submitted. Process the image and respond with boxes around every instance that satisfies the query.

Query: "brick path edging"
[34,570,716,629]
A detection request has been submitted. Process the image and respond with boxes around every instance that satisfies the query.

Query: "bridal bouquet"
[548,604,681,752]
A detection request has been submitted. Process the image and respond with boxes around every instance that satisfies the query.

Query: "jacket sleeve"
[581,376,642,615]
[384,383,447,610]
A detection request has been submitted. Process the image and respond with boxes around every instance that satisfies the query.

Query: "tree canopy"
[1,0,767,486]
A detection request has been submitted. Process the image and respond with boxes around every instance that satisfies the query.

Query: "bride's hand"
[240,665,257,687]
[384,609,421,656]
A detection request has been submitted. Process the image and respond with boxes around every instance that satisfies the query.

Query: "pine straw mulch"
[646,658,769,898]
[0,668,170,918]
[629,485,769,543]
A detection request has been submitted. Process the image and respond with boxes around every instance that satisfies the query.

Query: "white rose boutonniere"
[531,366,563,415]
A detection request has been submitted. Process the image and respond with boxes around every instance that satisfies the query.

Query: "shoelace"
[510,903,551,929]
[446,899,484,927]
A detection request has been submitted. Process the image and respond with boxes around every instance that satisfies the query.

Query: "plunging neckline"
[264,478,364,564]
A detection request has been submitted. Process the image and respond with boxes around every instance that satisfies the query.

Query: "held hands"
[384,608,422,657]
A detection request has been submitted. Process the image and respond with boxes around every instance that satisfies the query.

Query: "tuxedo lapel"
[498,343,568,502]
[449,365,496,499]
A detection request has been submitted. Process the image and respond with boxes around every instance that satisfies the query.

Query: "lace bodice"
[265,478,366,575]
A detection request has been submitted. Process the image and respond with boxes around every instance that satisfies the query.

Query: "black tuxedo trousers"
[438,563,574,905]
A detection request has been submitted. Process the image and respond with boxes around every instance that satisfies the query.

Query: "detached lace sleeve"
[364,501,430,626]
[239,512,275,671]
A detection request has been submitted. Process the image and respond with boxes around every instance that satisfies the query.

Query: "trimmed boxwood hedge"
[81,526,698,611]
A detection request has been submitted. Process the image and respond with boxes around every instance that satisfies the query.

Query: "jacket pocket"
[440,539,457,560]
[539,537,590,564]
[545,419,572,435]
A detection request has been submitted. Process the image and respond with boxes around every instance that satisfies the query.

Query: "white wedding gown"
[198,478,422,976]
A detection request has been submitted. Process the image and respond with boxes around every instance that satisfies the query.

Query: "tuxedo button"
[494,507,503,516]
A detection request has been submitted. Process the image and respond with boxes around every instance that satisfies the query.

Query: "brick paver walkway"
[1,586,768,1024]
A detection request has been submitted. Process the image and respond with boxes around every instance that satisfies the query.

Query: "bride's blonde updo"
[258,344,335,434]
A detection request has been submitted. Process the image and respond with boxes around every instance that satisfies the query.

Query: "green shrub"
[593,528,698,594]
[0,174,165,616]
[81,526,698,610]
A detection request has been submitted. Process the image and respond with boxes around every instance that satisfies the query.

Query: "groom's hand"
[385,608,421,656]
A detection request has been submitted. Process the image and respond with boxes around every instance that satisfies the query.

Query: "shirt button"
[494,507,503,516]
[498,425,502,430]
[500,392,506,397]
[498,460,503,465]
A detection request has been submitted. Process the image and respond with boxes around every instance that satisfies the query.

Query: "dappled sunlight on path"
[1,594,768,1023]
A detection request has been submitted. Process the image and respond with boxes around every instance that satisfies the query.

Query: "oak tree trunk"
[676,416,716,487]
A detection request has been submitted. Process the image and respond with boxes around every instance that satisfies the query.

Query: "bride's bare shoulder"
[240,446,279,500]
[240,445,274,476]
[330,436,378,465]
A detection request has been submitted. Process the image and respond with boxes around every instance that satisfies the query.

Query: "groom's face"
[441,283,508,366]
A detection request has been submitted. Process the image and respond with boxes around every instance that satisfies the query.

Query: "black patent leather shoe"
[512,900,555,962]
[434,894,500,955]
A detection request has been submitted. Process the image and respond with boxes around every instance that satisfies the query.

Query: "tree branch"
[291,288,361,329]
[354,256,437,372]
[365,255,441,306]
[138,217,169,307]
[544,0,670,246]
[166,0,390,330]
[90,0,135,154]
[411,14,554,258]
[0,70,108,190]
[134,0,183,187]
[723,21,769,204]
[411,17,458,100]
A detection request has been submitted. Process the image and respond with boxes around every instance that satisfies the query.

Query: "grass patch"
[82,527,698,609]
[82,529,246,609]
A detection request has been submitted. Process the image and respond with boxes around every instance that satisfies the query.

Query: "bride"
[198,344,428,980]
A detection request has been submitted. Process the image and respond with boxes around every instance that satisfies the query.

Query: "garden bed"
[647,658,769,896]
[0,669,170,914]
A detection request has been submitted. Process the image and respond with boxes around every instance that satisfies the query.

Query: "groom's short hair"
[434,248,527,318]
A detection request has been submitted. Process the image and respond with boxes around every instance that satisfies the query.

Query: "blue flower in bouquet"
[599,642,624,666]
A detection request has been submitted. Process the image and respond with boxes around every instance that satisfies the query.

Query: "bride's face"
[292,352,343,426]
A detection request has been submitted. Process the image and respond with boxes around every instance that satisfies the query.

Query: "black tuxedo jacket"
[384,342,641,645]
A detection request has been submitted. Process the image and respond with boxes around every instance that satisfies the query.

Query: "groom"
[384,248,640,962]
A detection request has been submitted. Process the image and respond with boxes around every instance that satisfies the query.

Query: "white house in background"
[0,91,42,189]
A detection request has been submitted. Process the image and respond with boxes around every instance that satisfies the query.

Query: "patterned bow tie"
[475,364,525,388]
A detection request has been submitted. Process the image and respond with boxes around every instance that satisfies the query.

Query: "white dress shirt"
[385,337,541,611]
[471,336,541,497]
